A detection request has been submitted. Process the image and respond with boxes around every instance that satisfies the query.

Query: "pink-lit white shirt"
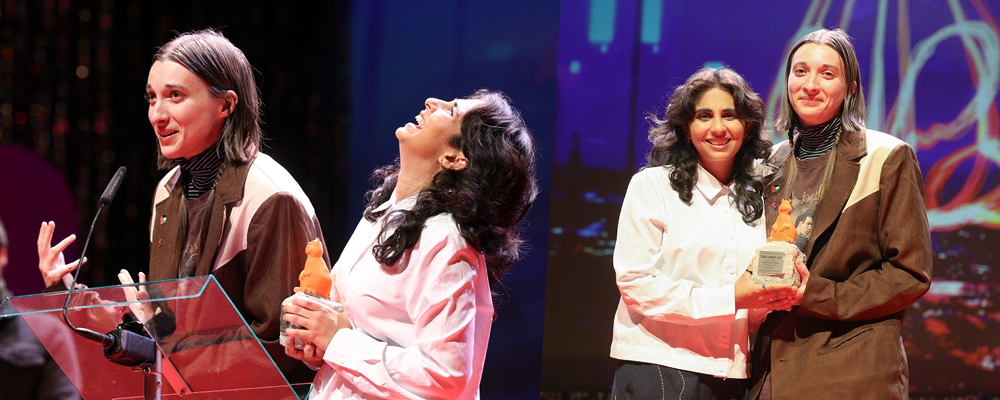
[311,192,493,399]
[610,165,765,379]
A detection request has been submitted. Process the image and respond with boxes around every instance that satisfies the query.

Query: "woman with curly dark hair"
[609,67,795,399]
[282,89,538,399]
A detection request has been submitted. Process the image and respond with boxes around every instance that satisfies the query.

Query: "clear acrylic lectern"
[0,276,312,399]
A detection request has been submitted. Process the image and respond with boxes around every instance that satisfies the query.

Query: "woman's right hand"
[734,269,796,311]
[790,257,811,306]
[37,221,86,287]
[283,296,351,354]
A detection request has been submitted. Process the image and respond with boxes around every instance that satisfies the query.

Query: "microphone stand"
[142,350,163,400]
[58,167,162,399]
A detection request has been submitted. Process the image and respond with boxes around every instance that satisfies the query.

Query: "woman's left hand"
[284,333,325,369]
[283,296,351,354]
[791,258,811,306]
[735,269,796,310]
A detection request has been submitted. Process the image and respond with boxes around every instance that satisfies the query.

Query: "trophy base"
[279,291,344,349]
[751,241,803,287]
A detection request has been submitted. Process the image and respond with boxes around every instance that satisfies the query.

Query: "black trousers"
[610,360,744,400]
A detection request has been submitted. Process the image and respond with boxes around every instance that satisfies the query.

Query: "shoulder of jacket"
[864,129,908,151]
[242,153,317,215]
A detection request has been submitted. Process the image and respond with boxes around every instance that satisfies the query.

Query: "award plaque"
[751,199,803,287]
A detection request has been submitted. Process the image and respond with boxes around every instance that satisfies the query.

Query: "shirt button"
[722,335,729,341]
[728,269,735,275]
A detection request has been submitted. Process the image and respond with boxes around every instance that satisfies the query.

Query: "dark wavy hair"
[151,29,262,169]
[646,67,771,223]
[363,89,539,288]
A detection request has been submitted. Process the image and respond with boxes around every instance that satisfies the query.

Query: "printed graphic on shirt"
[775,151,832,256]
[180,243,199,278]
[790,193,818,253]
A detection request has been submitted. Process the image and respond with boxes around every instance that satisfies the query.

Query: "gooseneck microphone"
[61,166,126,342]
[100,166,127,205]
[60,166,157,366]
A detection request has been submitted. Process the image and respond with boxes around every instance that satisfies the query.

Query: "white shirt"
[610,165,765,379]
[311,192,493,399]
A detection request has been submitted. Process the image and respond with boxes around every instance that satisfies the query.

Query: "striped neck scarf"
[178,145,224,200]
[793,116,841,160]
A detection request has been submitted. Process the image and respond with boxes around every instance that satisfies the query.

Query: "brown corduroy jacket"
[748,129,933,399]
[149,153,330,385]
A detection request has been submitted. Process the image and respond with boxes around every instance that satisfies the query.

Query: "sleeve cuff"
[42,281,68,293]
[323,328,389,386]
[798,274,833,317]
[696,286,737,320]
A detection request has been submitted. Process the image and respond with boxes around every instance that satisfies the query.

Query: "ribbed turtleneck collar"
[178,145,224,199]
[793,116,841,160]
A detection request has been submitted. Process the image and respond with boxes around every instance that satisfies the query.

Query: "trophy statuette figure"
[751,199,803,286]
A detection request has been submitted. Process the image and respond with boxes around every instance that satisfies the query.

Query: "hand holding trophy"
[280,239,345,350]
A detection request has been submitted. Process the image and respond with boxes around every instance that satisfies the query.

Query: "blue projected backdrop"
[543,0,1000,396]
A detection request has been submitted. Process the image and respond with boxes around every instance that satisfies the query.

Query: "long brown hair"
[776,28,865,203]
[776,28,866,140]
[151,29,262,169]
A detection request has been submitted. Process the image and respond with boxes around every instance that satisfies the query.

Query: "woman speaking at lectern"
[36,29,327,383]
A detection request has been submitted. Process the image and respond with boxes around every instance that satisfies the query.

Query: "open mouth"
[413,114,425,130]
[158,130,178,139]
[706,138,731,146]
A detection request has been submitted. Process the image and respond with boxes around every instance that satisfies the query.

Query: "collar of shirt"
[693,164,734,204]
[373,190,419,214]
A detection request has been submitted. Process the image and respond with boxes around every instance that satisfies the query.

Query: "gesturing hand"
[37,221,86,287]
[118,269,160,323]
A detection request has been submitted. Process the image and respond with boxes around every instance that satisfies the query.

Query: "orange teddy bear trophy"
[280,238,345,349]
[768,200,797,243]
[751,199,803,286]
[295,239,332,299]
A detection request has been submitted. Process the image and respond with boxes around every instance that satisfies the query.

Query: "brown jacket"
[749,129,932,399]
[149,153,330,384]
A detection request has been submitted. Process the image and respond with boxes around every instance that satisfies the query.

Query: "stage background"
[543,0,1000,398]
[0,1,556,399]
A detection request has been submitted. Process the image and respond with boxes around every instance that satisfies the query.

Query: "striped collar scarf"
[793,116,841,160]
[178,145,224,199]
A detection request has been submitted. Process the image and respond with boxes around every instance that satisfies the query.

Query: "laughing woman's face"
[396,97,484,170]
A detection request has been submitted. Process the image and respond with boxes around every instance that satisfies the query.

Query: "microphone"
[61,166,156,366]
[101,166,127,205]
